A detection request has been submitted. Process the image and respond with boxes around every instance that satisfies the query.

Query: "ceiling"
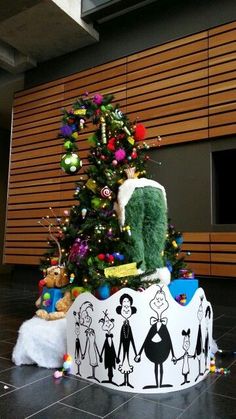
[0,0,155,129]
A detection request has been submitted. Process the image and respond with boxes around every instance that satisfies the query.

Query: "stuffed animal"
[35,265,72,320]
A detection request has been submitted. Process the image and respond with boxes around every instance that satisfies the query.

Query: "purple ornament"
[60,125,72,137]
[93,94,103,105]
[114,148,126,161]
[69,238,88,265]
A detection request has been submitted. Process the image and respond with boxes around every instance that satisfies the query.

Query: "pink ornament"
[54,370,63,379]
[93,94,103,105]
[114,148,126,161]
[100,186,112,198]
[112,159,118,166]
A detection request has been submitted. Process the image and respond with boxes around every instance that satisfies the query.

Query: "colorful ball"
[97,284,110,300]
[60,152,82,175]
[91,197,102,209]
[115,148,126,161]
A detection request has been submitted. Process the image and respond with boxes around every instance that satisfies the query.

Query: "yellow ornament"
[74,109,86,116]
[72,132,79,140]
[128,136,135,145]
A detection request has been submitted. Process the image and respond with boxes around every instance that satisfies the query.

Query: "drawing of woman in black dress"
[116,294,138,388]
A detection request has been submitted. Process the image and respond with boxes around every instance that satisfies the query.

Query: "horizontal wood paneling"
[4,21,236,266]
[183,232,236,278]
[209,21,236,137]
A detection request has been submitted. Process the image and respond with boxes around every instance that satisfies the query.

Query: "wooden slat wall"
[182,233,236,277]
[209,21,236,137]
[4,21,236,268]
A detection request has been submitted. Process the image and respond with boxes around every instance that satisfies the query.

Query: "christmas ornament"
[60,152,82,174]
[134,123,147,141]
[93,93,104,105]
[71,286,85,299]
[115,148,126,161]
[81,208,87,219]
[60,125,72,137]
[97,283,110,300]
[64,140,73,151]
[74,108,86,116]
[100,116,107,144]
[100,186,112,198]
[107,138,116,151]
[91,197,103,209]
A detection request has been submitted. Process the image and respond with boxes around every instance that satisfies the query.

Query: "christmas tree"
[40,93,188,298]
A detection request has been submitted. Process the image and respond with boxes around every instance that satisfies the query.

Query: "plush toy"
[35,265,72,320]
[115,167,170,285]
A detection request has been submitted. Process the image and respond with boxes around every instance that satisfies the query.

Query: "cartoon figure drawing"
[116,294,138,388]
[79,301,101,382]
[204,305,211,373]
[135,286,176,388]
[99,309,118,386]
[194,296,204,381]
[174,329,194,385]
[73,311,82,376]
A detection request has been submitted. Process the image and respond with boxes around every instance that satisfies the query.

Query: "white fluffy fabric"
[141,267,171,285]
[12,316,66,368]
[115,178,167,226]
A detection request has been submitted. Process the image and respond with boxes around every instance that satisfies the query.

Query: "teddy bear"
[35,265,72,320]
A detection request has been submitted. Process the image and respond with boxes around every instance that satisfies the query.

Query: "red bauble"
[107,138,116,151]
[106,254,114,263]
[131,151,138,159]
[134,123,147,141]
[111,286,120,295]
[97,253,105,261]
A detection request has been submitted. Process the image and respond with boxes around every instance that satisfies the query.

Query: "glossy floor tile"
[0,275,235,419]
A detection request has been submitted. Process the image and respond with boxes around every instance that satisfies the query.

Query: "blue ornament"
[112,252,125,261]
[97,284,110,300]
[70,123,78,131]
[166,261,173,273]
[176,236,183,245]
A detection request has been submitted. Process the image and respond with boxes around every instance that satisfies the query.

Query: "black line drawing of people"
[99,309,118,386]
[174,329,194,385]
[135,285,176,388]
[194,296,204,382]
[73,311,82,376]
[116,293,138,388]
[79,301,101,382]
[204,305,212,373]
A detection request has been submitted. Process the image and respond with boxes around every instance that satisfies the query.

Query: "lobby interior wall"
[25,0,236,88]
[4,0,236,277]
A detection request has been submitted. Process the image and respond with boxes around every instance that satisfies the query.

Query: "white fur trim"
[12,316,66,368]
[116,178,167,226]
[141,267,171,285]
[156,267,171,285]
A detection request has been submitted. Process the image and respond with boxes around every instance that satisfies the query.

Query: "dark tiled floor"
[0,276,235,419]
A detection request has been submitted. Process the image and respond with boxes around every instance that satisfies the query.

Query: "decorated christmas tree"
[40,92,188,299]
